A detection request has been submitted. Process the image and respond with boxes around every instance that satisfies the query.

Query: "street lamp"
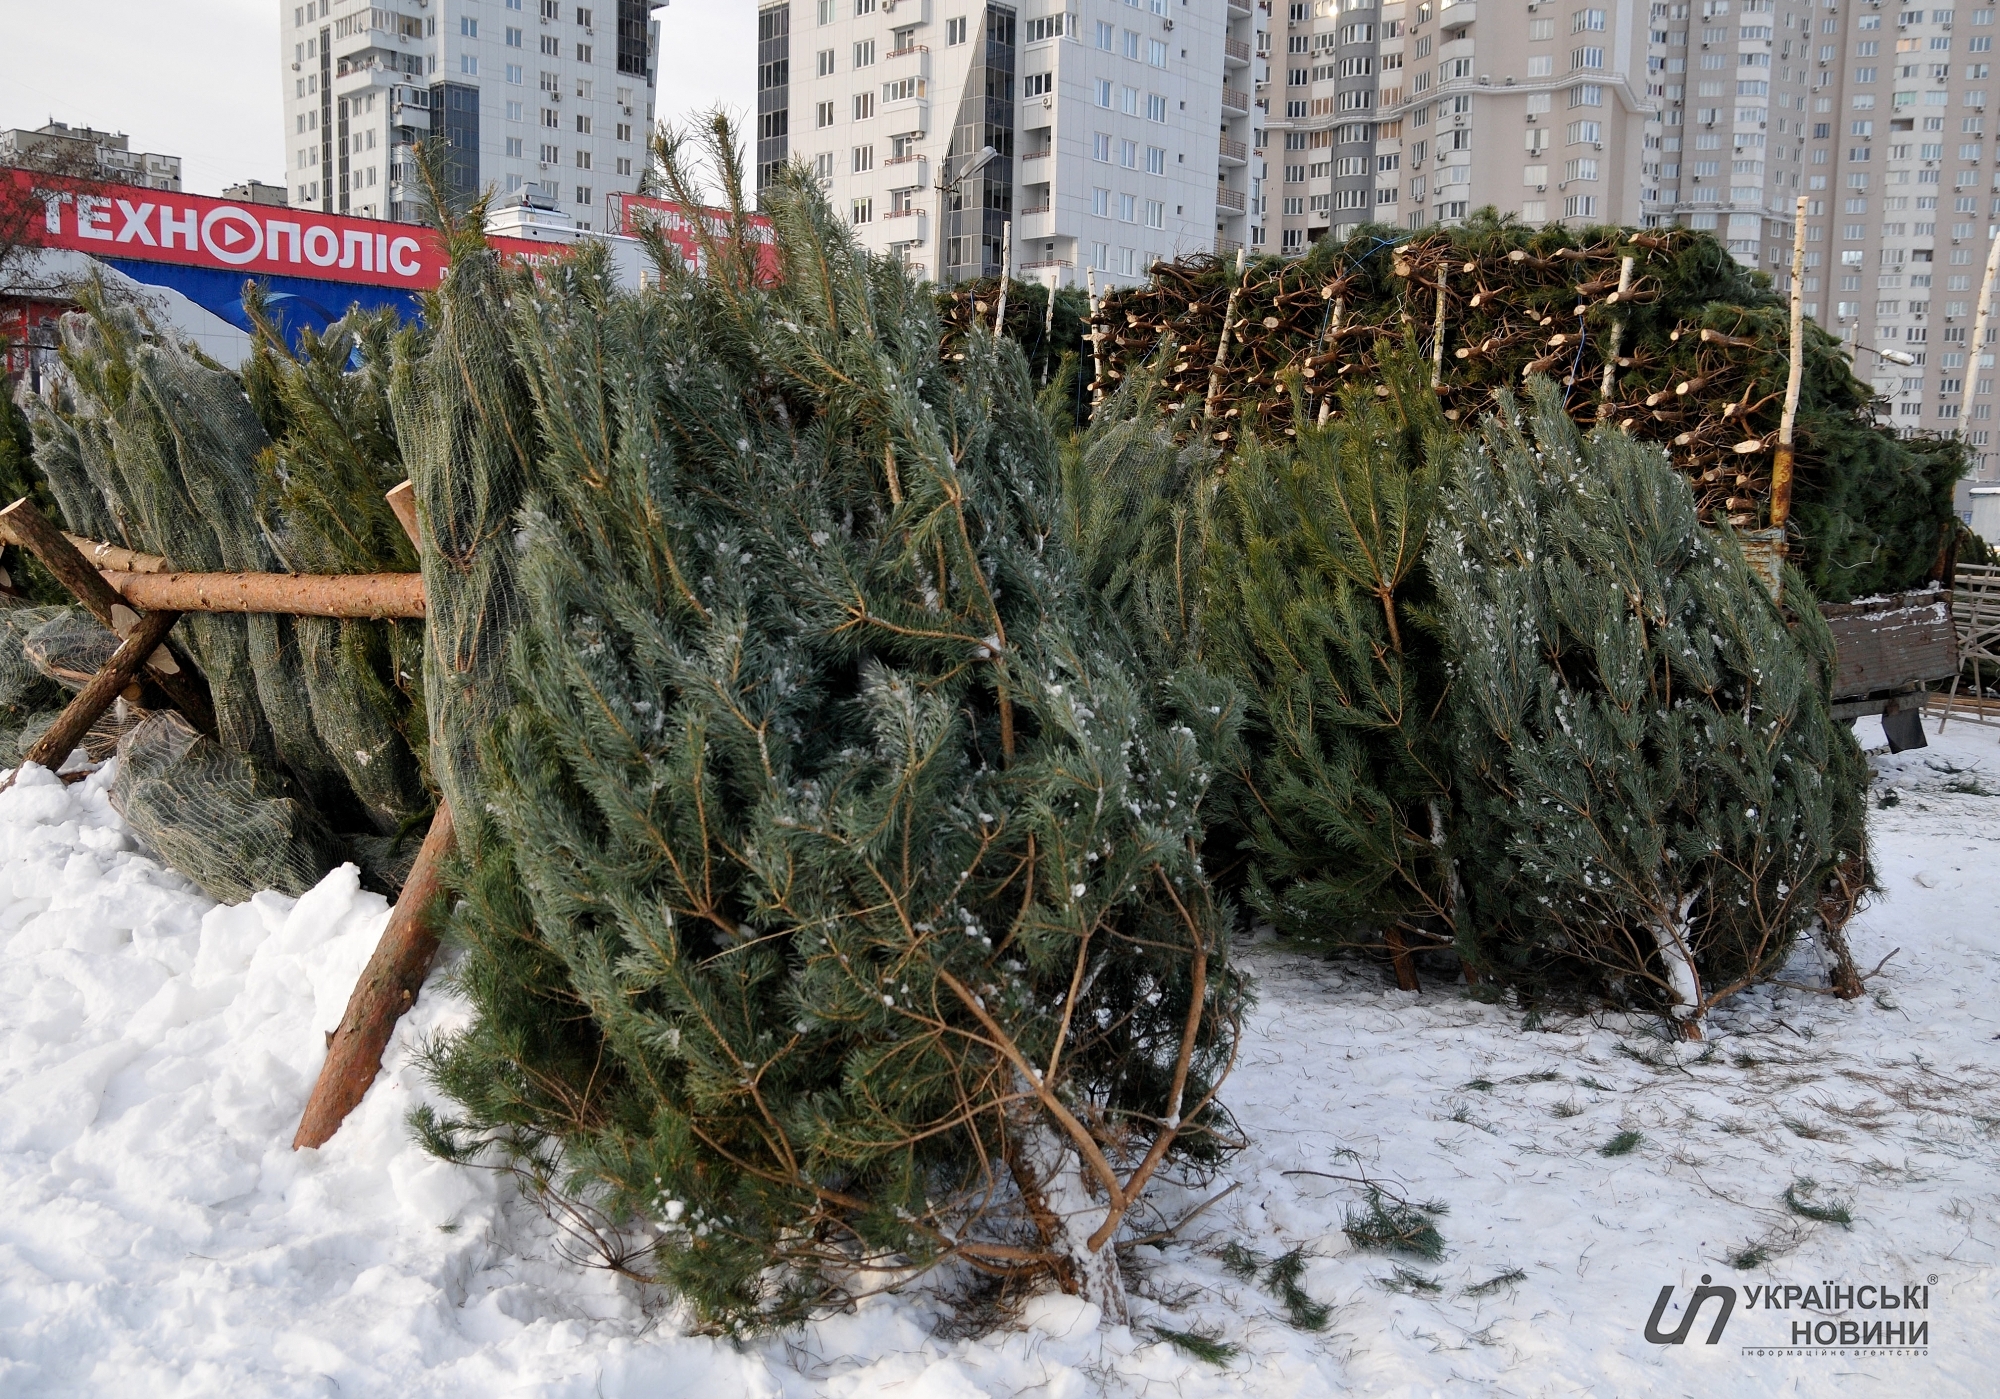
[933,144,998,287]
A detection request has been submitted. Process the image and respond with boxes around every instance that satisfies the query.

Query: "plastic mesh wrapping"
[110,712,347,903]
[388,242,534,824]
[22,610,123,689]
[0,604,72,752]
[16,284,433,897]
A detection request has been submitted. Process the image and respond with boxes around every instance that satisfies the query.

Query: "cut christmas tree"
[412,126,1241,1332]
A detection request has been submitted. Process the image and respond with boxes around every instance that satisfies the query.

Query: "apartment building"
[755,1,1255,289]
[0,121,182,191]
[278,0,662,229]
[1254,0,1659,255]
[1804,1,2000,474]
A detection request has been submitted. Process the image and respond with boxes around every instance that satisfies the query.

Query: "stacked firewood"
[1082,228,1803,527]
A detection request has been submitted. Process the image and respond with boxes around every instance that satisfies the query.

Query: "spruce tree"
[1430,384,1866,1034]
[414,131,1239,1331]
[1202,362,1458,965]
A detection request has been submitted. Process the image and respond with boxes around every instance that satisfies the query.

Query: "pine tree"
[1202,360,1458,972]
[1430,383,1866,1034]
[413,129,1240,1331]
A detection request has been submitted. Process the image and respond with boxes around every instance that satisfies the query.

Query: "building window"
[1121,139,1138,167]
[817,101,835,128]
[1095,79,1114,107]
[1094,132,1112,161]
[1096,20,1113,49]
[576,150,591,169]
[1145,198,1164,227]
[1025,72,1053,97]
[852,197,873,224]
[1564,194,1598,216]
[461,54,479,75]
[1146,145,1166,174]
[818,49,835,77]
[577,44,592,63]
[947,16,967,45]
[577,185,592,203]
[1147,93,1168,121]
[1091,240,1110,269]
[461,16,478,37]
[506,136,524,157]
[542,142,560,162]
[1149,39,1168,67]
[506,26,523,47]
[576,114,593,134]
[853,39,875,68]
[1120,192,1137,221]
[543,35,560,56]
[853,143,874,172]
[507,64,524,84]
[1572,8,1606,32]
[1093,186,1111,215]
[853,93,874,120]
[543,109,561,128]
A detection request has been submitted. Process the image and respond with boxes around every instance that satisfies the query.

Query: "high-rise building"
[754,0,1258,289]
[278,0,665,229]
[0,121,182,191]
[1804,0,2000,479]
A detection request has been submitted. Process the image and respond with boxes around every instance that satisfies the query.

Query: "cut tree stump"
[291,798,455,1150]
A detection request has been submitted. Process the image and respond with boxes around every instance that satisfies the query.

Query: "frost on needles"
[408,132,1243,1334]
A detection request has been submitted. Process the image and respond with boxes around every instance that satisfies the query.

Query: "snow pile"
[2,716,1998,1395]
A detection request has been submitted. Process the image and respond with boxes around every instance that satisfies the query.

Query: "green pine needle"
[1148,1324,1240,1364]
[1783,1178,1855,1228]
[1599,1130,1644,1157]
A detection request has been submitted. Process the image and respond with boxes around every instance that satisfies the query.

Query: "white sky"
[0,0,757,196]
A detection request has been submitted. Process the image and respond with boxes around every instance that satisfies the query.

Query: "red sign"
[9,171,775,294]
[608,194,780,281]
[10,168,453,289]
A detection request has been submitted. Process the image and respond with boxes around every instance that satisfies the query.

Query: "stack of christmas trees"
[1087,216,1963,603]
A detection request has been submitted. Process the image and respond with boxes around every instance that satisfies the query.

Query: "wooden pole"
[1961,212,2000,445]
[291,480,456,1151]
[384,480,419,553]
[1087,268,1106,409]
[1317,296,1345,427]
[1597,255,1635,414]
[1770,194,1810,531]
[1041,271,1058,386]
[1205,249,1247,426]
[0,606,181,792]
[0,498,215,735]
[64,534,168,573]
[291,799,456,1150]
[1430,265,1448,389]
[100,569,424,619]
[993,220,1012,336]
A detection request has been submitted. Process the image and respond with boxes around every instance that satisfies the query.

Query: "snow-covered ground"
[2,713,1996,1397]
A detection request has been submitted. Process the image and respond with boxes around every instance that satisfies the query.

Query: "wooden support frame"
[0,498,215,733]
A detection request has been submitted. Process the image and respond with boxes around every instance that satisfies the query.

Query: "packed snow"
[1,713,1996,1396]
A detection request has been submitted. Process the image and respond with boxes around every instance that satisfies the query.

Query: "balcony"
[1224,36,1252,67]
[1216,187,1247,213]
[1222,87,1251,114]
[1215,235,1245,255]
[1020,203,1052,215]
[1219,136,1248,164]
[1020,258,1074,271]
[1226,0,1252,16]
[884,152,929,183]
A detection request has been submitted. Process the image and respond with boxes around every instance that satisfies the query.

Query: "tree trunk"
[292,800,456,1149]
[1011,1124,1128,1324]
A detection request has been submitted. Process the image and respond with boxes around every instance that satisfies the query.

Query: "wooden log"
[291,799,456,1150]
[2,606,181,791]
[64,533,169,573]
[384,481,419,552]
[1821,590,1959,700]
[0,498,215,735]
[100,569,425,619]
